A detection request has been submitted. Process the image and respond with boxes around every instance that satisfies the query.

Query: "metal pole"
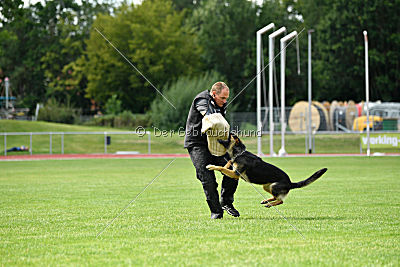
[49,132,52,155]
[268,37,274,157]
[4,134,6,156]
[104,132,107,154]
[257,23,274,156]
[35,103,40,121]
[61,133,64,154]
[305,125,308,154]
[147,132,151,154]
[5,77,9,110]
[363,30,370,156]
[278,31,297,157]
[279,39,287,156]
[335,112,338,131]
[312,131,315,152]
[30,133,32,155]
[308,30,314,154]
[268,27,286,157]
[257,32,262,156]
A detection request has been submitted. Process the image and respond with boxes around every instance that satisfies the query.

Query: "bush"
[84,111,151,129]
[105,95,122,115]
[114,110,134,128]
[150,71,224,130]
[38,99,79,124]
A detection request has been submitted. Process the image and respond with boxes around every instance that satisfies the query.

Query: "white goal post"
[256,23,287,156]
[256,23,275,156]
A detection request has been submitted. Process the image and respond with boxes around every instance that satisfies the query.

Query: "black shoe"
[222,204,240,217]
[211,213,223,219]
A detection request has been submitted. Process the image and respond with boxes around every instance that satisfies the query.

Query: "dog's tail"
[291,168,327,189]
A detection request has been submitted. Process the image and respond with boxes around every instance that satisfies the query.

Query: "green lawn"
[1,120,399,155]
[1,157,399,265]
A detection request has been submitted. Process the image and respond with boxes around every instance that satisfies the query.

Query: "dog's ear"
[232,134,240,144]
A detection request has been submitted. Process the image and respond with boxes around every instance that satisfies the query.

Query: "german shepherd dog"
[206,134,327,208]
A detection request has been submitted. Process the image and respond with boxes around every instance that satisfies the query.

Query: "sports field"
[1,156,399,265]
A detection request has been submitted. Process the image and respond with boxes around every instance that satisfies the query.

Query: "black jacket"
[184,90,227,148]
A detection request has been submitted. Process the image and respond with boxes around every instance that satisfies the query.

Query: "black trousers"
[188,146,238,215]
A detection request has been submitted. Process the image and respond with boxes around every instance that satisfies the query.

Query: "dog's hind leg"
[264,199,283,208]
[260,184,275,204]
[260,197,276,204]
[262,183,273,194]
[264,193,287,208]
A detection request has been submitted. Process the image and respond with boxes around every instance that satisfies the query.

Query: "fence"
[229,108,400,133]
[229,108,400,155]
[1,131,151,156]
[2,108,400,156]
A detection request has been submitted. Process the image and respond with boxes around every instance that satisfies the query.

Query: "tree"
[0,0,112,112]
[257,0,304,107]
[189,0,258,111]
[40,0,112,110]
[105,94,122,115]
[85,0,202,113]
[171,0,202,11]
[151,71,222,130]
[190,0,303,111]
[291,0,400,102]
[0,1,47,109]
[0,0,25,26]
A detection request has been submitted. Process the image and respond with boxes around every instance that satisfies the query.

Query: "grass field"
[1,156,399,265]
[1,120,399,155]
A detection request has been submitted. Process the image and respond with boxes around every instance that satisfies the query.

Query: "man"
[184,82,239,219]
[6,145,29,152]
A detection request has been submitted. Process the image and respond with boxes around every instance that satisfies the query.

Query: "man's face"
[212,88,229,107]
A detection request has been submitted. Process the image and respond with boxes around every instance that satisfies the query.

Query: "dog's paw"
[206,164,218,171]
[260,199,269,205]
[264,204,272,208]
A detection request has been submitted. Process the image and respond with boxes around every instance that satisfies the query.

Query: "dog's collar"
[232,150,246,161]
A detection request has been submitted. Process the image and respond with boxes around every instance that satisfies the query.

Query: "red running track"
[1,153,399,161]
[0,153,189,161]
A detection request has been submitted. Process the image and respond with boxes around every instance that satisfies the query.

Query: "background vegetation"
[150,70,222,130]
[0,0,399,127]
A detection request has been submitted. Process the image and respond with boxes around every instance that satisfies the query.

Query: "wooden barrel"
[329,101,339,131]
[345,101,358,129]
[288,101,320,132]
[322,101,331,112]
[313,101,329,131]
[322,101,331,130]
